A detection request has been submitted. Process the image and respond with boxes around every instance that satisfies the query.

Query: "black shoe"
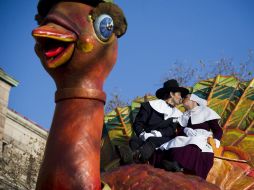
[116,145,134,164]
[162,160,184,172]
[132,149,144,163]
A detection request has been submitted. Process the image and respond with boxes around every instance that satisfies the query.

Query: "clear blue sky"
[1,0,254,129]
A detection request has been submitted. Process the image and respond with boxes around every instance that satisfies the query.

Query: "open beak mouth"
[32,23,77,68]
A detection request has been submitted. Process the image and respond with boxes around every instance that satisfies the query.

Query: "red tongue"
[45,46,65,58]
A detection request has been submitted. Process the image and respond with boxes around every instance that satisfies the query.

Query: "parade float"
[102,75,254,189]
[32,0,253,189]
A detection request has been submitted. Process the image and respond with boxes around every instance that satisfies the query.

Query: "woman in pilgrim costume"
[160,94,223,179]
[126,79,189,163]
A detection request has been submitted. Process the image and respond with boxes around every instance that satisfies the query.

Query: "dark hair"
[161,92,172,100]
[181,93,190,99]
[161,90,186,100]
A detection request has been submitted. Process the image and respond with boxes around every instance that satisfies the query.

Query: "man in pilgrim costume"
[126,79,189,163]
[160,94,223,179]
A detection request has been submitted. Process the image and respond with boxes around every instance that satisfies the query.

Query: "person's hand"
[139,132,154,141]
[183,127,197,136]
[214,139,220,148]
[151,130,162,137]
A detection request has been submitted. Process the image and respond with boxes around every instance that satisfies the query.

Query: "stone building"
[0,68,48,190]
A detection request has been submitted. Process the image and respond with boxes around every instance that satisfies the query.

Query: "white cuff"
[151,130,162,137]
[214,139,220,148]
[139,132,154,141]
[139,131,145,137]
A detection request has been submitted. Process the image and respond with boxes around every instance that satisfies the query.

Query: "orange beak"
[32,23,77,68]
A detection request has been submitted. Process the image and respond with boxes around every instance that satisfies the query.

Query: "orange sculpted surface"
[102,164,220,190]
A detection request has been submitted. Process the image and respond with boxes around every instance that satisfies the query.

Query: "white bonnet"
[190,94,207,106]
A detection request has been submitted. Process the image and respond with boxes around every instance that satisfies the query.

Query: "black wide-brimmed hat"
[155,79,189,99]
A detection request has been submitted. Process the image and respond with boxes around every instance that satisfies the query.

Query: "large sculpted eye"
[93,14,114,41]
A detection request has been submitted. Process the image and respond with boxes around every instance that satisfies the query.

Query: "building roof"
[0,68,19,87]
[7,108,48,139]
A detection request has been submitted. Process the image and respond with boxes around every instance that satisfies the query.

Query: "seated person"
[127,79,189,163]
[160,94,223,179]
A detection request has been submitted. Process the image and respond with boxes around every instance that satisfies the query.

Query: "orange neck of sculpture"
[36,98,104,190]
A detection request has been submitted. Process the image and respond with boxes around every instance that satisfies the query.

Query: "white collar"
[149,99,183,120]
[190,106,221,125]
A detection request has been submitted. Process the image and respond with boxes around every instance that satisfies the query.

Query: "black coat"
[133,102,179,138]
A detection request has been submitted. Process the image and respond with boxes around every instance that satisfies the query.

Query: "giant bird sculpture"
[32,0,220,189]
[103,75,254,189]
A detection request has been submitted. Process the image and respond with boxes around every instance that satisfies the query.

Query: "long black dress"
[164,119,223,179]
